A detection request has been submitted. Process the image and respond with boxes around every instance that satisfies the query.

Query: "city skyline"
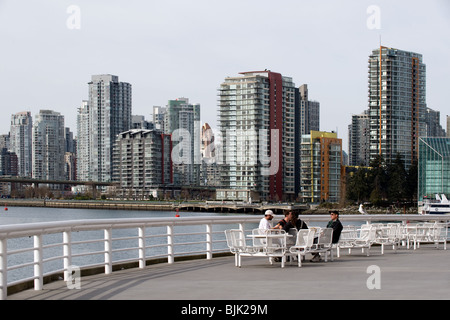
[0,1,449,154]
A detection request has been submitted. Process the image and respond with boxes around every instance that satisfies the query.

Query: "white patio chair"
[224,229,260,267]
[310,228,334,262]
[225,229,288,268]
[418,223,436,247]
[288,229,316,267]
[407,222,448,250]
[337,225,358,257]
[250,228,288,266]
[263,229,288,267]
[286,228,298,247]
[251,228,269,249]
[432,223,448,250]
[406,223,432,250]
[350,224,377,256]
[405,224,418,250]
[375,223,401,254]
[397,224,408,247]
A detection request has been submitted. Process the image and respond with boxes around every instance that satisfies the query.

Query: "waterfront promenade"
[8,243,449,300]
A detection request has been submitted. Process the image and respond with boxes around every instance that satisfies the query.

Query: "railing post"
[63,231,72,281]
[138,227,145,268]
[0,238,7,300]
[206,224,212,260]
[104,228,112,274]
[33,235,43,291]
[167,225,174,264]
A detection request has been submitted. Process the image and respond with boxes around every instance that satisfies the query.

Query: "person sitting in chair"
[274,211,308,232]
[311,210,343,262]
[258,210,274,230]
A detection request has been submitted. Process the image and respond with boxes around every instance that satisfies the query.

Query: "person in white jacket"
[258,210,274,229]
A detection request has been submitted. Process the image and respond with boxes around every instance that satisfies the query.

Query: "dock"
[7,243,449,301]
[176,201,308,214]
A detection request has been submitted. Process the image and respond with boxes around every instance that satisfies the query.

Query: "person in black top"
[311,210,343,262]
[327,210,343,244]
[286,211,308,231]
[273,211,307,262]
[273,211,290,230]
[273,211,308,232]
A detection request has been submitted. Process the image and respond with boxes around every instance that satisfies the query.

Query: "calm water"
[0,206,251,285]
[0,206,237,225]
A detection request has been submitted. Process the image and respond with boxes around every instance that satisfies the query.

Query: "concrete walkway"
[7,244,450,300]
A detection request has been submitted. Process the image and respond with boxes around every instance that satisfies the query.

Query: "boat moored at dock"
[421,194,450,215]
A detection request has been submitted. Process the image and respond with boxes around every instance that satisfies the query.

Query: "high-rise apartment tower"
[348,110,370,167]
[10,112,33,177]
[77,75,132,182]
[32,110,65,181]
[218,71,296,201]
[368,47,426,167]
[164,98,200,186]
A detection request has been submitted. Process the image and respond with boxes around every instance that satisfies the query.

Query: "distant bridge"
[177,201,309,214]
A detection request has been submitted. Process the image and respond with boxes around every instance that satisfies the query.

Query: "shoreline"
[1,199,420,215]
[2,199,176,211]
[1,199,305,214]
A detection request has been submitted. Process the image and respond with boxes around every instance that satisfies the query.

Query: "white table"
[246,233,292,267]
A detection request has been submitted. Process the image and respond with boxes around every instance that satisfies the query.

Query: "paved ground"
[7,244,450,300]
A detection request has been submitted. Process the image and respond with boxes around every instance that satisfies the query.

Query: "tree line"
[346,154,417,206]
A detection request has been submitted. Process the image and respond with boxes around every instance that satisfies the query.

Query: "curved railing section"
[0,214,448,299]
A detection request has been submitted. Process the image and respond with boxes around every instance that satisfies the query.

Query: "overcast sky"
[0,0,449,153]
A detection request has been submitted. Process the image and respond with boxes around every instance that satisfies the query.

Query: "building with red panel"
[217,70,296,201]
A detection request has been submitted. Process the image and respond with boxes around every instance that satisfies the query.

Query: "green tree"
[345,154,419,207]
[406,161,418,203]
[368,155,388,205]
[386,154,407,202]
[346,167,370,203]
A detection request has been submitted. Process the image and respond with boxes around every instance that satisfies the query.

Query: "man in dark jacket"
[327,210,343,244]
[311,210,343,262]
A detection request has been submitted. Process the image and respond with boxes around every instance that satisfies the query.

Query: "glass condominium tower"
[368,47,426,168]
[164,98,201,186]
[32,110,66,181]
[218,71,296,201]
[77,75,132,182]
[10,111,33,177]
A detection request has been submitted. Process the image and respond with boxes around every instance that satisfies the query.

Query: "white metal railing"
[0,214,448,299]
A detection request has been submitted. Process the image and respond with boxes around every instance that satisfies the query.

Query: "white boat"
[421,194,450,215]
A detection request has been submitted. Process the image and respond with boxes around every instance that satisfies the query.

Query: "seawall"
[1,199,308,214]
